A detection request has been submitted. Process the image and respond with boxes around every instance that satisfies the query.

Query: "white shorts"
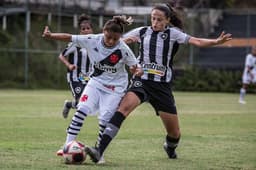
[77,79,124,122]
[242,72,256,84]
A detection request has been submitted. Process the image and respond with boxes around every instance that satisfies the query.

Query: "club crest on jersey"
[109,54,119,64]
[75,87,81,94]
[161,33,168,40]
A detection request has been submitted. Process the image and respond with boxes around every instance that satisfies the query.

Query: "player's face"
[79,22,93,35]
[151,9,170,32]
[103,30,121,47]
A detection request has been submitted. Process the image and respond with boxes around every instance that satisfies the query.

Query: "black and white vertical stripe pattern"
[139,27,183,83]
[62,43,90,83]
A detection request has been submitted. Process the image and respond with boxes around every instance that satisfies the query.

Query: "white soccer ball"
[63,140,86,164]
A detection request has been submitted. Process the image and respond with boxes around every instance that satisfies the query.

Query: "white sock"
[239,88,246,100]
[65,134,76,145]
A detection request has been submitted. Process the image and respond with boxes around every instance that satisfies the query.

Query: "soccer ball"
[63,140,86,164]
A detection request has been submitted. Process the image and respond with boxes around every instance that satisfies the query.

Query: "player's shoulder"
[65,42,76,49]
[119,40,130,49]
[169,26,184,33]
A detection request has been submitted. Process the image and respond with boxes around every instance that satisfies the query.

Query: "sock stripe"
[74,114,84,121]
[71,120,83,126]
[68,126,80,131]
[67,131,77,135]
[77,110,87,117]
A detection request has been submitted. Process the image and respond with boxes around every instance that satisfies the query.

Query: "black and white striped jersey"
[124,26,191,83]
[62,42,91,83]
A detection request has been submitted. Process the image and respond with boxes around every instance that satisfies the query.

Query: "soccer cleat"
[84,146,101,163]
[62,100,71,118]
[163,142,177,159]
[97,155,105,164]
[238,99,246,104]
[56,148,63,156]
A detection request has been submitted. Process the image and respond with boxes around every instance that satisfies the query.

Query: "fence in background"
[0,2,255,88]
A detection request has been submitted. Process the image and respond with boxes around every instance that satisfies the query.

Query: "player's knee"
[168,129,180,139]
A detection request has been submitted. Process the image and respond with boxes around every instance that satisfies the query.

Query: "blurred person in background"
[59,14,93,119]
[239,45,256,104]
[42,15,143,164]
[84,3,232,163]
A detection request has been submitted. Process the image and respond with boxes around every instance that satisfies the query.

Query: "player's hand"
[68,64,76,71]
[42,26,51,38]
[216,31,232,44]
[130,65,143,77]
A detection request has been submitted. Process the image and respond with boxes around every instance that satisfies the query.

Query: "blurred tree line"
[0,0,254,92]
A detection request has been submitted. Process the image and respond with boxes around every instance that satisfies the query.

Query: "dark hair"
[152,3,183,29]
[103,15,133,34]
[78,14,92,28]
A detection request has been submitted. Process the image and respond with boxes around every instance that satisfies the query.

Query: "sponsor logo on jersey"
[94,63,117,73]
[141,63,166,76]
[94,47,99,52]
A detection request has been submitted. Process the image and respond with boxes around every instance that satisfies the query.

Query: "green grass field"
[0,90,255,170]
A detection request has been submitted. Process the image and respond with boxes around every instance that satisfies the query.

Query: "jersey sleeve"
[71,34,91,49]
[123,27,145,43]
[120,41,138,66]
[61,42,76,57]
[170,27,191,44]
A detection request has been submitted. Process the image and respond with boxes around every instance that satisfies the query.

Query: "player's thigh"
[77,85,99,114]
[98,92,123,122]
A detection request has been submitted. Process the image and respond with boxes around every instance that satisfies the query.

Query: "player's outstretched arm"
[123,36,139,44]
[189,31,232,47]
[42,26,72,42]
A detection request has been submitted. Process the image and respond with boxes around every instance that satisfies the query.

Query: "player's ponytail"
[153,3,183,29]
[103,15,134,34]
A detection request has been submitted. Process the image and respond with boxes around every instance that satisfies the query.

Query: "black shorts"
[128,77,177,115]
[68,81,87,101]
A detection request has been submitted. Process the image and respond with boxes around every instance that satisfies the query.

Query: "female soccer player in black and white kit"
[59,14,93,119]
[42,15,143,163]
[85,3,232,162]
[239,45,256,104]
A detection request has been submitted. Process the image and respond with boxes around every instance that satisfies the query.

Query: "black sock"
[66,101,72,108]
[166,135,180,149]
[98,111,125,155]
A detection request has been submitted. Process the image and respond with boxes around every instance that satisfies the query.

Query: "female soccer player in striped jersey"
[84,3,232,162]
[59,14,93,119]
[42,15,143,164]
[239,45,256,104]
